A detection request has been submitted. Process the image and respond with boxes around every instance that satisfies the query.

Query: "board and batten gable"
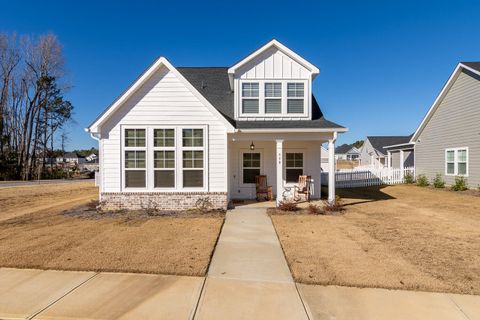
[230,41,318,121]
[98,65,228,194]
[414,69,480,187]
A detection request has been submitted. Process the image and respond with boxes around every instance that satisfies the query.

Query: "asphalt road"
[0,179,94,188]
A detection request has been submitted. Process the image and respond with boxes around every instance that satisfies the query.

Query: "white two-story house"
[86,40,346,210]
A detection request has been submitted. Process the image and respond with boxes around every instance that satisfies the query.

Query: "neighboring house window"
[243,152,261,184]
[124,129,146,188]
[285,152,303,183]
[182,129,204,187]
[242,83,259,113]
[446,150,455,175]
[153,129,175,188]
[445,148,468,176]
[265,82,282,114]
[287,83,304,114]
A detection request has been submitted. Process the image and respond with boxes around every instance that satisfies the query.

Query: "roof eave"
[227,39,320,76]
[412,63,480,141]
[237,127,348,133]
[87,57,236,136]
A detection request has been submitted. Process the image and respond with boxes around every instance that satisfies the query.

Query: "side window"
[287,83,305,114]
[446,150,455,175]
[153,129,175,188]
[242,83,259,114]
[445,148,468,176]
[124,129,146,188]
[182,129,204,187]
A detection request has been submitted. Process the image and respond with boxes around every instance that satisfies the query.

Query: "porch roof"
[177,67,345,130]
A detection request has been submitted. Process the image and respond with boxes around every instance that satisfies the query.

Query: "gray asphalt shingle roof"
[335,144,353,154]
[462,62,480,73]
[367,135,413,155]
[177,67,344,130]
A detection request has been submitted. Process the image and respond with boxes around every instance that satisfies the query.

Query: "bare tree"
[0,32,73,180]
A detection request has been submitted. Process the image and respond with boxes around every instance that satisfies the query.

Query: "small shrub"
[141,199,160,216]
[323,195,344,213]
[404,171,414,184]
[432,174,445,188]
[307,203,323,215]
[451,176,468,191]
[86,200,99,210]
[195,197,214,213]
[277,201,298,211]
[416,174,429,187]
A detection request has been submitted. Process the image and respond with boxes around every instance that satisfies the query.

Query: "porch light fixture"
[250,141,255,150]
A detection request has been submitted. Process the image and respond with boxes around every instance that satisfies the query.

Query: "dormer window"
[287,83,304,114]
[265,83,282,114]
[242,83,259,114]
[237,80,308,118]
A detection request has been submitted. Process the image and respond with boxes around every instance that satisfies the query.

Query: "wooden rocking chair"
[255,175,273,201]
[293,175,312,202]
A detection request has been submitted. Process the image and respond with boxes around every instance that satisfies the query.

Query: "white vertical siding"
[99,66,227,193]
[238,47,311,80]
[415,70,480,187]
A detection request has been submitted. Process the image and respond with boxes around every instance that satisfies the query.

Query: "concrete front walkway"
[194,204,309,319]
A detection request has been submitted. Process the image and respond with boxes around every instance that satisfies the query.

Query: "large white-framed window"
[241,151,261,185]
[285,152,304,183]
[124,128,146,188]
[241,82,259,114]
[287,82,305,114]
[153,128,175,188]
[121,125,207,191]
[264,82,282,114]
[445,147,468,176]
[182,128,205,188]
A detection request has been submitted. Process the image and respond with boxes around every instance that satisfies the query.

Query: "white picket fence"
[322,167,415,188]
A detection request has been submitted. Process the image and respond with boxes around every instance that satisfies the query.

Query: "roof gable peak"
[227,39,319,77]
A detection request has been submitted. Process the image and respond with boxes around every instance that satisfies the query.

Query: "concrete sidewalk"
[299,284,480,320]
[0,268,203,320]
[194,205,310,319]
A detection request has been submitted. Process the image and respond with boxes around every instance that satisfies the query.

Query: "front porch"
[227,131,337,205]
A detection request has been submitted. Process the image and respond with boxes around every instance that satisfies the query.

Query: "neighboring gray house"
[384,134,414,169]
[360,136,413,168]
[334,144,360,161]
[411,62,480,187]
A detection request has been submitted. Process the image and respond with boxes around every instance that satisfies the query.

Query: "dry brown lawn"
[0,182,224,276]
[271,185,480,295]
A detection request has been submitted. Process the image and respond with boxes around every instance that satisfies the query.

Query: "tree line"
[0,32,73,180]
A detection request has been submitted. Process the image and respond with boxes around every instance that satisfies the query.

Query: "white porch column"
[276,139,284,206]
[387,151,392,169]
[328,135,336,204]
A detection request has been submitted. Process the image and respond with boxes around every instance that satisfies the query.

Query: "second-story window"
[287,83,305,114]
[242,82,259,114]
[265,83,282,113]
